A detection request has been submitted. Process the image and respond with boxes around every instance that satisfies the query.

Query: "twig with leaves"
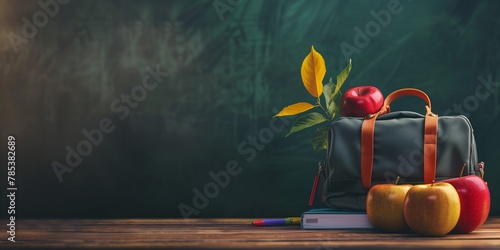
[275,46,352,152]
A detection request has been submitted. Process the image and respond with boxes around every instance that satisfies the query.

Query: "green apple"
[404,182,461,236]
[366,179,412,232]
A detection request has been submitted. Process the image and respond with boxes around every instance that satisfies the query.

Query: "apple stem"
[460,163,467,178]
[357,88,360,96]
[395,176,400,185]
[478,162,485,180]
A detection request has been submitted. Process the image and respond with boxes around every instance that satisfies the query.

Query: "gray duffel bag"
[322,88,480,211]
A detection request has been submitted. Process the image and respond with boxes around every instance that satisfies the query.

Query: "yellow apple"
[403,182,461,236]
[366,181,412,232]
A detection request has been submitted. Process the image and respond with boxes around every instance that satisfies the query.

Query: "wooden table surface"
[1,218,500,249]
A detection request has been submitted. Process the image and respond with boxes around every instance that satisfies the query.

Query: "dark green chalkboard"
[0,0,498,218]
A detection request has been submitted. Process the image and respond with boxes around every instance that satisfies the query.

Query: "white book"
[301,208,374,229]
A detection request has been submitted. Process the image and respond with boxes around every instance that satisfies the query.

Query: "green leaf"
[323,78,338,118]
[286,112,328,137]
[330,59,352,103]
[312,125,329,152]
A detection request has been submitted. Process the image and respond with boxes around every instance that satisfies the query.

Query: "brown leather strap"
[423,106,438,184]
[360,104,389,189]
[360,113,379,189]
[360,88,438,189]
[384,88,432,111]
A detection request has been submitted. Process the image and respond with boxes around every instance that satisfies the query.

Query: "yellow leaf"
[274,102,316,117]
[301,46,326,98]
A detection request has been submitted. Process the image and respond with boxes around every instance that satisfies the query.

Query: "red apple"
[441,175,490,233]
[404,182,461,236]
[340,86,384,117]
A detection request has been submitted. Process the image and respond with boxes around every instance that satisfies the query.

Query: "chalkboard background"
[1,0,499,218]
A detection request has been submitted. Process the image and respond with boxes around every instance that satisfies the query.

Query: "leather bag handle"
[360,88,438,189]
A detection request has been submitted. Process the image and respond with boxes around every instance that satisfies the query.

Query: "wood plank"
[0,218,499,249]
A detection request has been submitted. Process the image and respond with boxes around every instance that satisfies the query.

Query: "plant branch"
[317,98,330,118]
